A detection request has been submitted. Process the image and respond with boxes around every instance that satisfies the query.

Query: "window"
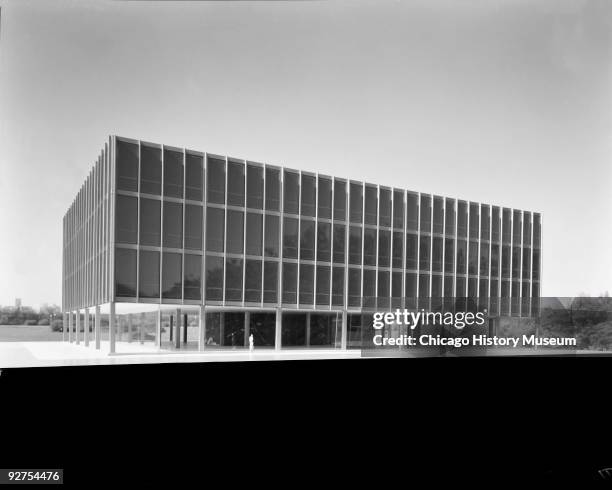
[468,277,477,298]
[378,270,390,302]
[363,270,376,308]
[116,140,138,192]
[502,208,511,243]
[349,182,363,223]
[445,198,456,236]
[207,157,225,204]
[264,214,279,257]
[491,244,500,277]
[333,180,346,221]
[432,275,442,298]
[283,217,298,258]
[284,171,299,214]
[139,250,160,299]
[491,206,500,242]
[468,241,478,275]
[301,174,316,217]
[246,213,263,256]
[115,248,137,297]
[245,259,262,302]
[184,254,201,300]
[139,198,160,246]
[456,239,467,275]
[533,214,541,248]
[333,224,345,263]
[299,263,314,304]
[205,255,223,301]
[163,148,183,198]
[433,196,444,234]
[432,236,443,272]
[348,226,362,265]
[316,265,330,305]
[444,238,454,273]
[225,258,243,301]
[140,144,161,195]
[419,274,430,297]
[406,193,418,231]
[392,272,401,303]
[206,207,224,253]
[469,203,479,240]
[162,252,182,299]
[185,153,203,201]
[405,272,417,308]
[405,234,418,270]
[364,186,377,225]
[347,268,360,307]
[300,219,315,260]
[522,248,531,280]
[480,244,489,277]
[378,230,390,268]
[163,202,183,249]
[419,235,430,271]
[115,195,137,244]
[246,164,264,209]
[501,245,511,278]
[318,177,332,219]
[513,210,522,246]
[420,195,431,232]
[363,228,377,266]
[184,205,202,250]
[263,261,278,303]
[393,190,404,229]
[457,201,467,238]
[523,213,532,246]
[456,276,466,297]
[379,189,391,227]
[392,231,403,268]
[317,222,331,262]
[227,161,245,207]
[265,167,280,211]
[282,262,297,304]
[481,205,490,241]
[226,210,244,255]
[512,245,521,279]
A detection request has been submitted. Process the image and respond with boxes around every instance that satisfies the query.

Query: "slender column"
[84,308,90,347]
[109,302,116,354]
[275,308,282,351]
[341,310,348,350]
[68,312,73,343]
[155,307,162,349]
[75,310,80,345]
[175,308,181,349]
[94,305,101,350]
[62,313,66,342]
[183,314,188,344]
[198,306,206,351]
[244,311,251,347]
[127,314,133,343]
[306,312,311,347]
[169,315,173,342]
[139,313,145,344]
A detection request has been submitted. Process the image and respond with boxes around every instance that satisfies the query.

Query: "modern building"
[62,136,542,353]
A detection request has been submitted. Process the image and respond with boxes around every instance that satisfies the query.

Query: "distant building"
[62,136,542,353]
[15,298,21,309]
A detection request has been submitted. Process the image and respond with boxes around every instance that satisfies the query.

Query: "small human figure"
[249,333,254,351]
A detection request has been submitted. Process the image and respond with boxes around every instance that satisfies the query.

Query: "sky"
[0,0,610,308]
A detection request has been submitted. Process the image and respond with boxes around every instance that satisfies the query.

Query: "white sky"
[0,0,610,307]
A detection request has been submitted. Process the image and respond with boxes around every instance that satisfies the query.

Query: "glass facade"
[63,136,542,329]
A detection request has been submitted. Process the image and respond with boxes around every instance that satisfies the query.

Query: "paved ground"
[0,341,363,368]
